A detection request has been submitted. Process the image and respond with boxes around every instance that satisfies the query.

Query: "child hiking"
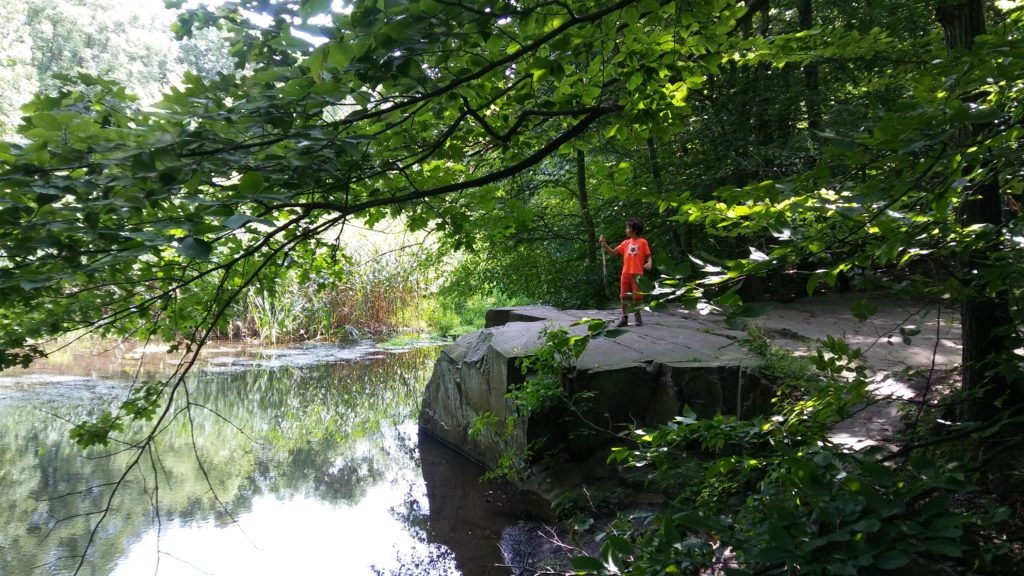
[599,217,652,327]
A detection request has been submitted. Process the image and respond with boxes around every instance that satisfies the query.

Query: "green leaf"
[69,412,124,448]
[637,274,655,292]
[603,534,633,557]
[299,0,332,19]
[239,172,265,194]
[570,556,605,571]
[177,237,214,260]
[725,315,747,330]
[281,77,314,98]
[849,518,881,533]
[717,292,742,307]
[875,550,912,569]
[922,539,964,557]
[20,279,51,290]
[733,302,773,318]
[812,451,833,466]
[749,246,768,261]
[649,299,669,312]
[31,113,63,132]
[224,214,253,229]
[850,298,877,321]
[806,273,820,297]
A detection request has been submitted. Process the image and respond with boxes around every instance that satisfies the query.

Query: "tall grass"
[411,291,525,338]
[229,223,528,343]
[316,244,430,338]
[234,242,435,343]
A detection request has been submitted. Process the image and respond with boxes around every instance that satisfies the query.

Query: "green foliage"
[436,235,609,310]
[514,319,624,411]
[68,410,124,448]
[4,0,741,370]
[233,236,434,342]
[515,323,588,409]
[418,290,526,339]
[2,0,1024,569]
[69,381,164,448]
[0,0,231,136]
[585,336,1012,575]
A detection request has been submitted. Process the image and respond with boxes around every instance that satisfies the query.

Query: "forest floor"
[689,291,963,448]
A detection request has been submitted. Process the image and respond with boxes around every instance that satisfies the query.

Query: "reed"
[235,242,435,343]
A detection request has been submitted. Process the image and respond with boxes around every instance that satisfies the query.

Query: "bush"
[528,329,1017,575]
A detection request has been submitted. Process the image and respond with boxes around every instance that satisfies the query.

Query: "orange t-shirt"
[614,238,650,275]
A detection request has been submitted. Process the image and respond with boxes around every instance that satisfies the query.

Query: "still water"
[0,341,521,576]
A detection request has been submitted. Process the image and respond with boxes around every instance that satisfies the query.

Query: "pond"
[0,341,523,576]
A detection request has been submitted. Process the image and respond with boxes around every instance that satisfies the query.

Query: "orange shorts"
[620,273,643,300]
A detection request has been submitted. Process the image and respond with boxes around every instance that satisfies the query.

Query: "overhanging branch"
[272,105,619,215]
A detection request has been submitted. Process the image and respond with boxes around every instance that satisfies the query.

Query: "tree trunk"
[647,136,688,254]
[749,1,773,153]
[937,1,1017,421]
[797,0,822,135]
[575,148,598,269]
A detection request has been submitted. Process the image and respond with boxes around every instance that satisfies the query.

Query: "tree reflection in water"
[0,343,510,576]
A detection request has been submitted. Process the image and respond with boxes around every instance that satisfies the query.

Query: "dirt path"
[691,292,962,447]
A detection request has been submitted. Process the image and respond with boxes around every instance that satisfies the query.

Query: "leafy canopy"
[0,0,747,369]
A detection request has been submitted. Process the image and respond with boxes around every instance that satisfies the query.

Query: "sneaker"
[616,315,629,327]
[635,315,643,327]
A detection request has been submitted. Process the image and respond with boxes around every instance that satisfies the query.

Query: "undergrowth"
[498,320,1019,575]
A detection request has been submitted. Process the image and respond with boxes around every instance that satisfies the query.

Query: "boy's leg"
[617,275,630,326]
[634,293,643,326]
[623,274,643,326]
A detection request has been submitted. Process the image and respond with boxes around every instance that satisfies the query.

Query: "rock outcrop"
[418,306,773,483]
[419,296,965,521]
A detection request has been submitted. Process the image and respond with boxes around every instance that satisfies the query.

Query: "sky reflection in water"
[0,341,473,576]
[113,423,457,576]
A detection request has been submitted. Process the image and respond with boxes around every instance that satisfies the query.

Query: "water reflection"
[418,433,524,576]
[0,342,508,576]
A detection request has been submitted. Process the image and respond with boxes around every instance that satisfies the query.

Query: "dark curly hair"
[626,217,645,234]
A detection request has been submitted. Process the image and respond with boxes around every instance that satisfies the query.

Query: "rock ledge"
[419,305,773,517]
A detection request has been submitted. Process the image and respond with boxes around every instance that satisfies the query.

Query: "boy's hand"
[598,235,605,243]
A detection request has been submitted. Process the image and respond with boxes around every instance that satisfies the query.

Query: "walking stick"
[601,246,607,294]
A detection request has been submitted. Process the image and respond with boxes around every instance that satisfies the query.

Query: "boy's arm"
[598,236,618,256]
[644,254,653,271]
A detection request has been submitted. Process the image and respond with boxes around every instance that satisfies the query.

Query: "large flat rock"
[420,305,771,472]
[420,295,963,518]
[422,295,962,462]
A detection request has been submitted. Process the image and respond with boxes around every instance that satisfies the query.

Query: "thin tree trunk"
[647,136,688,254]
[749,1,772,155]
[937,1,1016,421]
[758,1,770,36]
[797,0,822,135]
[575,148,597,270]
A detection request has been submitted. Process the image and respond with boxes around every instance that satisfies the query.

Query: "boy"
[599,218,652,327]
